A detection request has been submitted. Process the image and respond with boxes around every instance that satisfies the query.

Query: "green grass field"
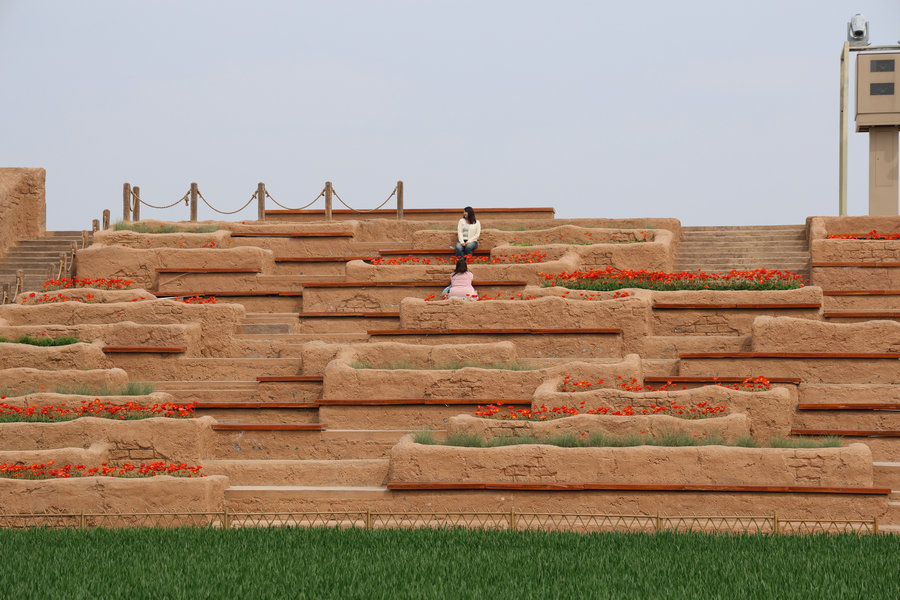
[0,527,896,599]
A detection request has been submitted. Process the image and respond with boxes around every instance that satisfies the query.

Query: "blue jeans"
[455,240,478,257]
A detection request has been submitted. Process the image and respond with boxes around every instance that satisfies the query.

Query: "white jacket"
[457,218,482,244]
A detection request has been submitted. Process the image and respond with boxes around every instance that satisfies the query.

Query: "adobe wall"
[75,245,274,289]
[410,226,676,272]
[808,216,900,262]
[388,435,873,487]
[0,416,216,464]
[751,316,900,353]
[0,168,45,258]
[0,342,113,371]
[0,367,129,395]
[0,476,228,517]
[1,391,176,410]
[649,288,823,336]
[532,384,795,441]
[321,349,644,400]
[0,323,202,356]
[448,412,750,442]
[399,295,652,354]
[0,441,107,467]
[0,299,244,357]
[345,253,581,286]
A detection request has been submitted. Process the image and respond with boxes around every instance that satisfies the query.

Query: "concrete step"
[209,428,416,460]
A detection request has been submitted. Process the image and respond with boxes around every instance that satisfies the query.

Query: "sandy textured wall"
[0,168,45,257]
[389,435,873,487]
[751,316,900,353]
[808,216,900,263]
[0,367,129,395]
[0,416,216,463]
[0,476,228,517]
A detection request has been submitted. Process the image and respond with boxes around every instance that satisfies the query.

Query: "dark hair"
[463,206,476,224]
[454,258,468,274]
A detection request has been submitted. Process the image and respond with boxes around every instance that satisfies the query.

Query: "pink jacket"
[447,272,477,299]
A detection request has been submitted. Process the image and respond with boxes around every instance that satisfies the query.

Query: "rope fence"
[0,510,881,535]
[118,180,404,223]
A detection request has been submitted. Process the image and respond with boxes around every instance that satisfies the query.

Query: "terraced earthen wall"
[389,436,874,487]
[0,168,45,257]
[750,316,900,353]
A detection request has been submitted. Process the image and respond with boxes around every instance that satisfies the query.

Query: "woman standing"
[445,258,478,300]
[455,206,481,258]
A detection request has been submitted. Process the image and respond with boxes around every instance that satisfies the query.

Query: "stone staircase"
[674,225,810,279]
[0,231,86,298]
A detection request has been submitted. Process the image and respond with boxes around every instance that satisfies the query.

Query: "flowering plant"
[826,230,899,240]
[0,398,195,422]
[540,267,806,291]
[0,461,203,479]
[41,277,134,291]
[474,399,726,420]
[176,295,217,304]
[561,375,771,393]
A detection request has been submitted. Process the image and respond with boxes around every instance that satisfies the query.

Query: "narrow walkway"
[674,225,810,279]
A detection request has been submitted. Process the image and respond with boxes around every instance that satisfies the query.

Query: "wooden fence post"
[190,183,199,222]
[257,182,266,221]
[123,183,132,221]
[15,270,24,295]
[396,180,404,220]
[102,209,110,230]
[132,186,141,222]
[324,181,333,221]
[81,230,90,249]
[92,219,99,233]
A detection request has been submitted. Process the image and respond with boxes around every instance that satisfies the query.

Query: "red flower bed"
[41,277,134,291]
[20,291,97,305]
[0,461,204,479]
[540,267,806,291]
[474,400,726,421]
[367,251,548,266]
[561,375,771,393]
[826,230,900,240]
[0,398,195,422]
[176,295,217,304]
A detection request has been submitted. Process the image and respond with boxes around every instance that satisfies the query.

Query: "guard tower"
[856,52,900,215]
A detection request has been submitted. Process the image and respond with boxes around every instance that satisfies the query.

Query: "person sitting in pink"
[445,258,478,300]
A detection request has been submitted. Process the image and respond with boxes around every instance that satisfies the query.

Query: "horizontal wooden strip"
[212,423,325,431]
[823,290,900,296]
[318,398,531,406]
[102,346,186,353]
[265,207,555,215]
[824,311,900,318]
[155,267,261,273]
[256,376,324,383]
[368,328,621,336]
[377,248,492,256]
[194,402,318,409]
[231,232,353,238]
[791,429,900,437]
[797,403,900,411]
[275,256,372,263]
[387,481,890,495]
[812,262,900,268]
[299,312,400,318]
[653,303,820,310]
[680,352,900,359]
[644,376,801,384]
[154,290,300,297]
[302,280,526,288]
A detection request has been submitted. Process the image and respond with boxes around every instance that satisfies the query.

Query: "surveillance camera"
[848,13,870,46]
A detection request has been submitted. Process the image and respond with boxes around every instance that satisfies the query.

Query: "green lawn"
[0,527,896,599]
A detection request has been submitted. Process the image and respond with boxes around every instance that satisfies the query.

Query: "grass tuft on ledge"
[0,335,83,347]
[114,221,218,234]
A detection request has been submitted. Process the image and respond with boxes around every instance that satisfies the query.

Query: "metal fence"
[0,510,880,535]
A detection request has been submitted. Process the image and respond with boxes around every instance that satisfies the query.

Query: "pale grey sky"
[2,1,900,229]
